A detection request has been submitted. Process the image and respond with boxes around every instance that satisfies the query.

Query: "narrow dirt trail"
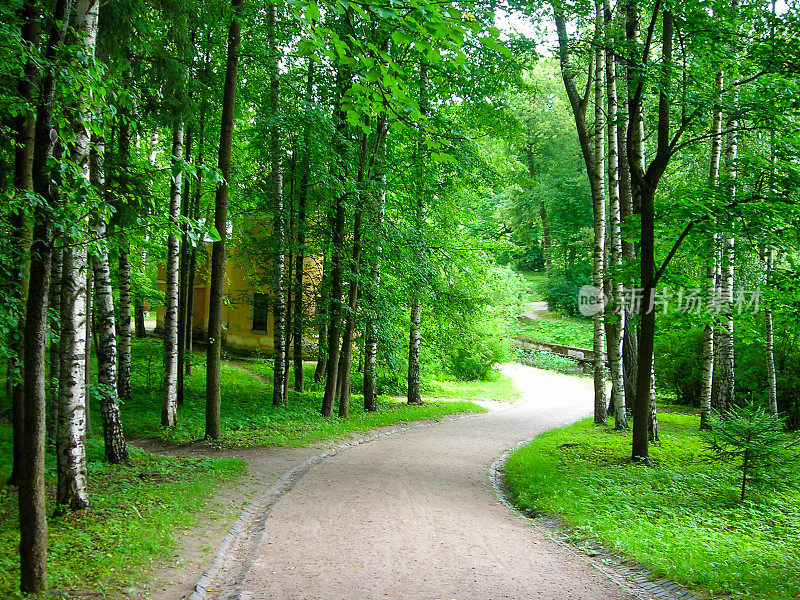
[198,364,639,600]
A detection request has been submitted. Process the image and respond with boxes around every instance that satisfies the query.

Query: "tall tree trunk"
[206,0,243,438]
[630,8,673,463]
[162,120,184,427]
[617,44,637,415]
[364,174,387,412]
[591,2,607,424]
[764,248,777,415]
[321,62,352,417]
[116,120,133,402]
[266,2,286,408]
[48,250,62,439]
[337,130,371,418]
[700,71,723,430]
[55,0,99,514]
[177,128,192,407]
[553,4,606,422]
[90,138,128,463]
[407,60,429,407]
[8,3,39,485]
[604,0,625,429]
[715,126,737,414]
[85,255,93,436]
[20,0,73,590]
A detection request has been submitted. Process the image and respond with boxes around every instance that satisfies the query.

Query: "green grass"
[122,339,487,448]
[518,271,548,302]
[424,371,521,401]
[515,315,593,348]
[0,436,243,599]
[504,413,800,600]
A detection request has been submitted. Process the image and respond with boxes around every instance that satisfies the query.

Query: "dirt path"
[175,364,647,600]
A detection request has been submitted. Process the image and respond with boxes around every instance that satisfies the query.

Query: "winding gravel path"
[192,364,644,600]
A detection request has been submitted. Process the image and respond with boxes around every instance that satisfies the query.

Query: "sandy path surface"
[192,364,638,600]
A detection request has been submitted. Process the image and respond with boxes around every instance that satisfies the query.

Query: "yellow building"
[156,227,322,357]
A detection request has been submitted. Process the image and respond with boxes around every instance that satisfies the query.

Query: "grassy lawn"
[0,431,243,599]
[514,315,593,348]
[424,372,521,401]
[504,413,800,600]
[122,339,488,448]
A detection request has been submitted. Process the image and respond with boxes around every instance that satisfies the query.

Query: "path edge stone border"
[489,439,703,600]
[187,410,484,600]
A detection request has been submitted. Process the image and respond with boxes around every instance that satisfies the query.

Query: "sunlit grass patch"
[504,413,800,600]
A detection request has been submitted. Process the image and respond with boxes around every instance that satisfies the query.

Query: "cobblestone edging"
[489,441,703,600]
[187,412,483,600]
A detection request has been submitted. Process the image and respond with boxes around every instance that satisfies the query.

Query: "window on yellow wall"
[253,293,270,331]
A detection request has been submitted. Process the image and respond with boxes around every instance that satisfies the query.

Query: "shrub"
[543,265,592,316]
[702,401,800,501]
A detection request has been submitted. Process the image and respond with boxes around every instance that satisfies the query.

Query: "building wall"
[155,242,322,357]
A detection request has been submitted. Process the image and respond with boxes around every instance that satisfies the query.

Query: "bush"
[446,336,507,381]
[543,265,592,316]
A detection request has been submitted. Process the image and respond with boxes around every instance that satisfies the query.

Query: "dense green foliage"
[505,414,800,600]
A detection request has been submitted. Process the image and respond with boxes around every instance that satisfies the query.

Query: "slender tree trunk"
[553,5,606,422]
[700,71,724,429]
[8,3,39,487]
[162,120,183,427]
[604,0,625,429]
[19,0,74,589]
[55,0,100,514]
[321,63,352,417]
[49,250,62,439]
[630,8,673,463]
[116,119,133,402]
[177,128,192,407]
[206,0,243,437]
[337,132,371,418]
[90,138,128,463]
[764,248,778,415]
[617,47,637,415]
[715,104,738,414]
[407,60,429,407]
[85,255,93,435]
[266,2,286,407]
[591,3,607,424]
[293,101,311,391]
[364,175,387,412]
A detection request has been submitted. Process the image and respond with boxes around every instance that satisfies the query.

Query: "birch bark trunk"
[55,0,100,514]
[700,71,723,429]
[90,137,128,463]
[267,1,287,407]
[604,0,625,429]
[407,60,429,407]
[162,120,183,427]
